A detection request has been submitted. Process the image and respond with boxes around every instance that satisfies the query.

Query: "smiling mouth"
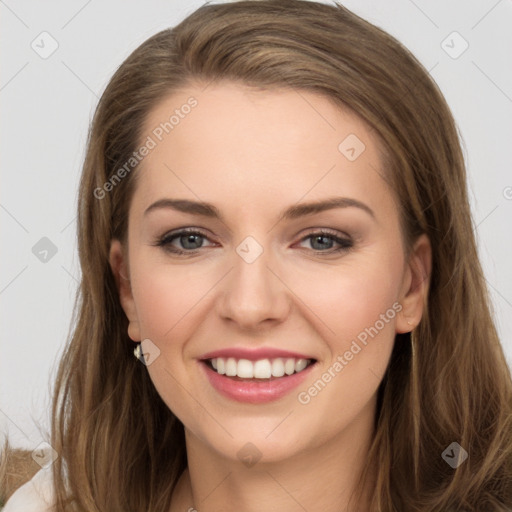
[202,357,316,380]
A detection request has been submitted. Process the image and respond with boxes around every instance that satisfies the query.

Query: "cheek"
[288,251,404,349]
[128,260,216,425]
[130,257,218,340]
[292,252,403,424]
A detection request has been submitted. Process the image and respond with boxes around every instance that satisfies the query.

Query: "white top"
[2,468,55,511]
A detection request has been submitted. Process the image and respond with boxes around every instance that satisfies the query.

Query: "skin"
[109,81,431,512]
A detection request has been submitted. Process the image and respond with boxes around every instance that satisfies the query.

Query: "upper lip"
[199,347,316,361]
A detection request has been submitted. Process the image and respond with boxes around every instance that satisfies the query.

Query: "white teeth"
[284,358,295,375]
[208,357,313,379]
[253,359,272,379]
[225,357,237,377]
[237,359,254,378]
[295,359,308,372]
[271,358,285,377]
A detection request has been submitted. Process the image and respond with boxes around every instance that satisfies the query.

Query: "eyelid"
[157,227,217,247]
[294,228,353,252]
[298,226,351,239]
[155,226,354,257]
[157,227,350,244]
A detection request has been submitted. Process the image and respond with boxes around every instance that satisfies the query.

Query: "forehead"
[132,81,392,219]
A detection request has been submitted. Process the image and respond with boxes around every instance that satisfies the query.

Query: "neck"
[170,401,377,512]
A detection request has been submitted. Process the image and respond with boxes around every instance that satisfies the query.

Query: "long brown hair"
[35,0,512,510]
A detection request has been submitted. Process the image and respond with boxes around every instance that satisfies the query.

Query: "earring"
[133,342,142,361]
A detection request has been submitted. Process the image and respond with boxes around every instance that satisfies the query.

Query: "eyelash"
[154,227,353,256]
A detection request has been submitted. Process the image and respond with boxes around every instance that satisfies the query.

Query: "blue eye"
[156,228,213,255]
[299,230,353,253]
[154,228,353,256]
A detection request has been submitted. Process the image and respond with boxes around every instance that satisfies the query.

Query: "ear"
[109,239,141,342]
[396,233,432,334]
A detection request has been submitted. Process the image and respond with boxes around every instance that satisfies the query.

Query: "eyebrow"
[144,196,375,222]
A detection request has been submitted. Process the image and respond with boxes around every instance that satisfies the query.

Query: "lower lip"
[200,361,316,404]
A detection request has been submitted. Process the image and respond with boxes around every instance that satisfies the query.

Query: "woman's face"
[110,81,429,464]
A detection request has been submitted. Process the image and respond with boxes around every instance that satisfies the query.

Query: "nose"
[216,244,292,331]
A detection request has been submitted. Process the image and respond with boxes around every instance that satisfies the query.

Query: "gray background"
[1,0,511,450]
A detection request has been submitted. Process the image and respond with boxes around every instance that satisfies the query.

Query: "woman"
[3,0,512,510]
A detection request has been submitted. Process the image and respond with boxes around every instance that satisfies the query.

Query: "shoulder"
[2,468,55,512]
